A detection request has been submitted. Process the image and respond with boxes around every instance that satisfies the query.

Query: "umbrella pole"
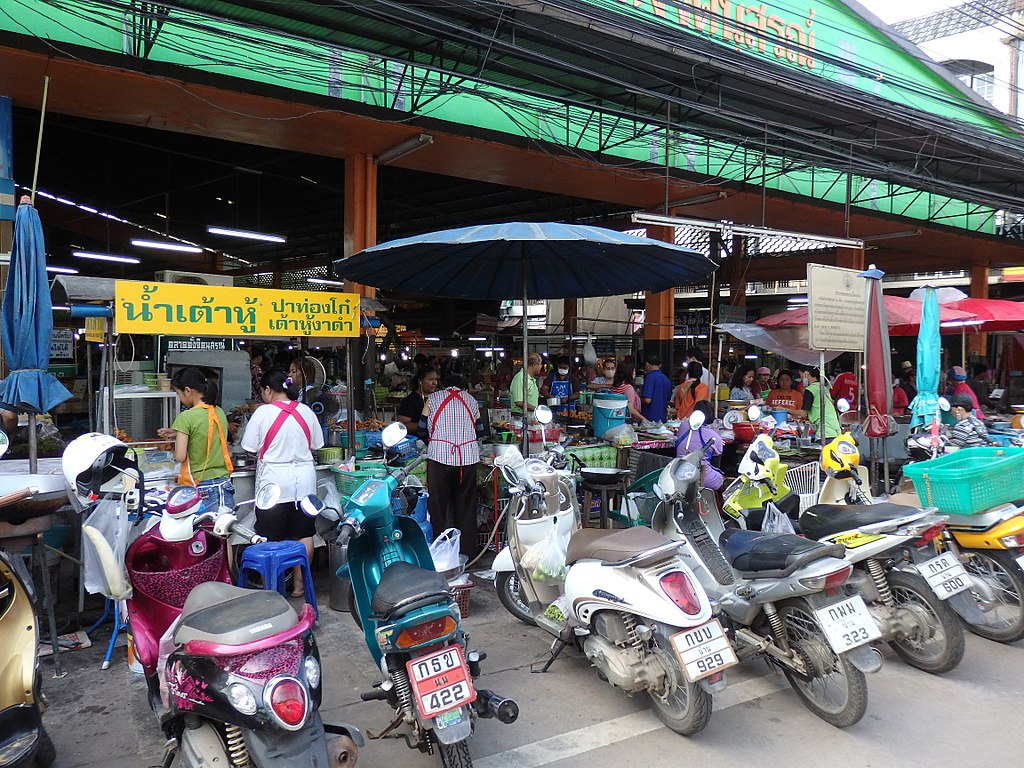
[715,331,724,414]
[29,76,50,204]
[521,278,530,457]
[27,414,37,473]
[819,350,826,443]
[962,327,967,367]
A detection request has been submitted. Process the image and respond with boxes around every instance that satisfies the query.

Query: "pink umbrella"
[757,295,976,336]
[941,298,1024,332]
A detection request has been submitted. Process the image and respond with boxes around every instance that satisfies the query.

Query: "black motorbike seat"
[173,582,298,647]
[719,528,844,575]
[370,560,450,620]
[800,502,923,541]
[565,526,673,566]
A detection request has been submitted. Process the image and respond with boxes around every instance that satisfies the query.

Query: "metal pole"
[106,320,115,435]
[818,350,826,444]
[715,331,724,414]
[345,340,356,461]
[521,278,530,457]
[29,76,50,204]
[962,327,967,367]
[86,338,94,433]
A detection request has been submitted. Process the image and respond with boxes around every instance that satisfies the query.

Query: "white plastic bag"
[582,335,598,367]
[763,501,796,534]
[532,522,568,584]
[430,528,462,572]
[318,477,343,513]
[602,423,638,445]
[81,498,132,599]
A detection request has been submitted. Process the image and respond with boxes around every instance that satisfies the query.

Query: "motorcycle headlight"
[227,682,258,715]
[304,656,321,689]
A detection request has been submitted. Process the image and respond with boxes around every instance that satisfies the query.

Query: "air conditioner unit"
[154,270,234,287]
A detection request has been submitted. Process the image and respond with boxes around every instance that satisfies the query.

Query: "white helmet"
[62,433,138,506]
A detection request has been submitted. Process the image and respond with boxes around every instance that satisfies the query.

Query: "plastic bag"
[602,423,638,445]
[582,335,598,367]
[430,528,462,573]
[532,522,568,584]
[81,498,132,599]
[544,595,570,622]
[763,501,796,534]
[318,477,343,513]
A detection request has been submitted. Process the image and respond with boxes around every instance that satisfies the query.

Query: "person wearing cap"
[755,367,773,399]
[898,361,917,403]
[946,366,983,419]
[948,392,995,448]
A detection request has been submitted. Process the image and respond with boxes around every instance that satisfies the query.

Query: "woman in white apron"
[241,369,324,596]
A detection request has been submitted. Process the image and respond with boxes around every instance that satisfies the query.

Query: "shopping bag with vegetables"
[532,521,569,584]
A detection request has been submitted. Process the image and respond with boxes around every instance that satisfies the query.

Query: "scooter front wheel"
[495,572,536,626]
[777,598,868,728]
[961,550,1024,643]
[649,632,712,736]
[439,738,473,768]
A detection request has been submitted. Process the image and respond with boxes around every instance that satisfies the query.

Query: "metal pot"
[327,429,344,447]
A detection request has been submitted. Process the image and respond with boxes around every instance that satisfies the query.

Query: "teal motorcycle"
[302,424,517,768]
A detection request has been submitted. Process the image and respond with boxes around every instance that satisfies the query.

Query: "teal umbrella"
[909,287,940,429]
[0,196,71,468]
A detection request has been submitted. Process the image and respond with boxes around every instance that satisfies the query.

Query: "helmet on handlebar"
[62,432,140,510]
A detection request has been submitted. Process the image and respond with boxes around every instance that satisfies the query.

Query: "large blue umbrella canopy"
[0,197,71,414]
[333,222,717,299]
[910,286,940,429]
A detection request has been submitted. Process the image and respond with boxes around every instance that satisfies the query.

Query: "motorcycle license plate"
[813,595,881,653]
[407,645,476,719]
[669,619,739,683]
[919,552,970,599]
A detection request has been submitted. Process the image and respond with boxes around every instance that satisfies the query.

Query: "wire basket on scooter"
[783,461,822,514]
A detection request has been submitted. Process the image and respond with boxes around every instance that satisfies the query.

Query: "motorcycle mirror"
[747,405,762,421]
[300,494,326,517]
[255,483,282,510]
[688,411,706,430]
[535,404,553,425]
[0,430,8,459]
[837,398,851,414]
[937,396,951,412]
[381,421,407,448]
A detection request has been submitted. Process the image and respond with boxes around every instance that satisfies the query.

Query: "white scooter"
[491,407,737,737]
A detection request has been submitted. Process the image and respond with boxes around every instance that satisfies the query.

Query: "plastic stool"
[581,480,629,530]
[238,541,318,619]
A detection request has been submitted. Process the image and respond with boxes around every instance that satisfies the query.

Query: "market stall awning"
[757,295,977,337]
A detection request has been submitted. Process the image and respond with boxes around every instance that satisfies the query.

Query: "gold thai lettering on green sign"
[115,280,358,338]
[615,0,817,70]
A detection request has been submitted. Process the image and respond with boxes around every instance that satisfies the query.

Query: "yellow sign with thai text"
[115,280,359,338]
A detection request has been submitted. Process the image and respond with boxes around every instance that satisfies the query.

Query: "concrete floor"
[39,568,1024,768]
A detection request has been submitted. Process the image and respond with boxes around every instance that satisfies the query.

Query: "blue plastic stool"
[238,541,318,619]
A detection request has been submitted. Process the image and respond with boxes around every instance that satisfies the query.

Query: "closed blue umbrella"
[1,197,71,465]
[910,286,940,429]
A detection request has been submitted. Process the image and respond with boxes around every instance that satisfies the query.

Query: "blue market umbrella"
[910,286,940,429]
[1,196,71,465]
[335,221,717,451]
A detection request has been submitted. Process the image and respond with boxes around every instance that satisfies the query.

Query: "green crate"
[903,447,1024,515]
[332,461,389,497]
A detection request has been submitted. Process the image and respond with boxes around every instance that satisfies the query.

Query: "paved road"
[46,574,1024,768]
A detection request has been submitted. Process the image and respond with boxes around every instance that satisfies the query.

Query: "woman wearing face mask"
[540,354,578,413]
[588,358,618,391]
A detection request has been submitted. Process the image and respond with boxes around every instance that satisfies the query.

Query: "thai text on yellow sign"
[115,280,359,338]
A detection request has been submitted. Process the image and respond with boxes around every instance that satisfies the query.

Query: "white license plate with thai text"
[669,619,739,682]
[407,645,476,719]
[920,552,969,599]
[813,595,881,652]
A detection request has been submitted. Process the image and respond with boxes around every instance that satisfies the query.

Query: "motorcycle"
[302,422,518,768]
[649,411,877,728]
[0,547,56,768]
[64,433,362,768]
[492,407,735,737]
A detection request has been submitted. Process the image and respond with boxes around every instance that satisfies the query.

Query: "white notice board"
[807,264,866,352]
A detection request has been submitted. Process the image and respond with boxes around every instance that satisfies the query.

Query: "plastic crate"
[450,582,473,616]
[903,447,1024,515]
[332,462,389,497]
[363,431,383,448]
[392,436,420,463]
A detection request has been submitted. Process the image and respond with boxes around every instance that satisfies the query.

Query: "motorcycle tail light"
[266,677,308,729]
[911,522,946,547]
[660,571,701,615]
[999,534,1024,548]
[395,616,457,649]
[822,564,853,597]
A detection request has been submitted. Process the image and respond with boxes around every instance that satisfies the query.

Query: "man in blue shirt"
[641,353,672,422]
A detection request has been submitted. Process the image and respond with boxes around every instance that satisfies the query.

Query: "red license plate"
[406,645,476,719]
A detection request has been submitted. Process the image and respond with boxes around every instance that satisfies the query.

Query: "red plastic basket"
[451,583,473,617]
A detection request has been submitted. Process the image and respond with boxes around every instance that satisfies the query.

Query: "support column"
[342,154,378,413]
[564,298,578,359]
[727,235,747,307]
[969,263,990,357]
[835,246,865,272]
[644,225,675,364]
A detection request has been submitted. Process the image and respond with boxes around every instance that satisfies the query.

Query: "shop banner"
[156,335,236,372]
[0,96,13,221]
[807,263,866,352]
[115,280,359,338]
[50,327,75,359]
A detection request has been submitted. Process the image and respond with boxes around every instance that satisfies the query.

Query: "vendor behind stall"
[764,370,801,411]
[795,366,840,440]
[540,355,578,414]
[398,367,439,435]
[510,353,542,416]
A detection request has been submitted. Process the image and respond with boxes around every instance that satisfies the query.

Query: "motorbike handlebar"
[335,522,358,548]
[397,454,426,481]
[232,523,267,545]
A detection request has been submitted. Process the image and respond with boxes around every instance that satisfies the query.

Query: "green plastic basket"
[332,462,389,497]
[902,447,1024,515]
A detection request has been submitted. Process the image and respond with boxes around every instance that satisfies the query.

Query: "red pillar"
[644,225,675,362]
[969,263,990,357]
[728,235,747,307]
[834,246,865,272]
[343,154,377,299]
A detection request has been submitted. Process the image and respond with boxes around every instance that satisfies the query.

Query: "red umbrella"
[941,298,1024,332]
[757,295,976,336]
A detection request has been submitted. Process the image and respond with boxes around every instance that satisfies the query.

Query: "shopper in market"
[540,354,579,413]
[898,361,917,402]
[510,353,542,416]
[947,392,996,448]
[641,353,672,422]
[728,363,758,402]
[241,369,324,596]
[587,357,618,391]
[611,361,644,421]
[967,364,994,410]
[420,374,484,559]
[764,369,801,411]
[685,347,716,391]
[830,361,858,407]
[157,366,235,514]
[398,366,439,434]
[794,366,841,440]
[673,361,709,420]
[755,367,773,399]
[946,365,984,418]
[674,400,724,491]
[288,356,321,405]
